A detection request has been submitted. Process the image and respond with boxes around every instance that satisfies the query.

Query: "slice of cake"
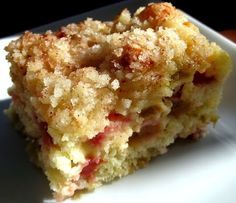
[5,2,231,200]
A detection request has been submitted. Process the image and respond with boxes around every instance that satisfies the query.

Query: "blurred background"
[0,0,235,38]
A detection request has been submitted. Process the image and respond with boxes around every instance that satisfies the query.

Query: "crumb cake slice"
[5,2,231,200]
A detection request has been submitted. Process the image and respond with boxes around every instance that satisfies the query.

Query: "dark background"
[0,0,235,38]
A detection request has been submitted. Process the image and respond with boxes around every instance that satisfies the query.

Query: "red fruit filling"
[39,122,54,148]
[193,71,215,85]
[89,126,110,146]
[89,113,130,146]
[107,113,131,122]
[80,157,101,180]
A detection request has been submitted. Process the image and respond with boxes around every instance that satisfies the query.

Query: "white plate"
[0,1,236,203]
